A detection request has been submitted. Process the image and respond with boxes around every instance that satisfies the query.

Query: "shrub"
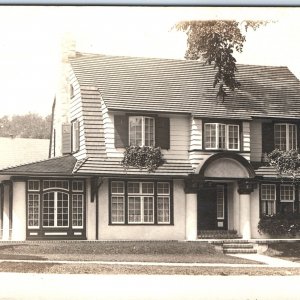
[258,213,300,237]
[121,146,165,172]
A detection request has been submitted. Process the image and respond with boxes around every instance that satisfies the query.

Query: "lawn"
[265,241,300,263]
[0,240,254,264]
[0,241,300,275]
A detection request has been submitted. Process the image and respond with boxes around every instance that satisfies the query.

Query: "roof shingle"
[70,53,300,120]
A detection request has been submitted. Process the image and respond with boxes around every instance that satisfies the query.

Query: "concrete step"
[223,243,254,249]
[223,248,257,254]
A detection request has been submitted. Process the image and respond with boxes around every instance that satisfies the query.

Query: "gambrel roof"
[70,53,300,120]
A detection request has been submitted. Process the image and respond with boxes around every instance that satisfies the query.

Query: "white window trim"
[111,181,125,224]
[72,180,84,192]
[157,196,170,224]
[261,184,276,215]
[42,191,69,228]
[72,195,84,229]
[280,184,295,202]
[128,182,154,224]
[43,180,69,191]
[28,180,40,192]
[274,123,297,151]
[205,123,240,151]
[28,193,40,229]
[128,116,155,147]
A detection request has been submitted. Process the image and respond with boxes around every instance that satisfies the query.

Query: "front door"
[197,184,227,230]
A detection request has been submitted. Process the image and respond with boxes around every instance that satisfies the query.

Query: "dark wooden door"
[197,184,227,230]
[198,187,217,230]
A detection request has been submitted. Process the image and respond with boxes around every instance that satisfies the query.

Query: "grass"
[0,240,255,264]
[265,241,300,263]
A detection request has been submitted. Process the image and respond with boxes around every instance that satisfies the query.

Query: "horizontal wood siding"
[189,117,202,151]
[102,110,189,160]
[250,120,262,162]
[242,121,250,152]
[69,71,87,160]
[81,87,107,159]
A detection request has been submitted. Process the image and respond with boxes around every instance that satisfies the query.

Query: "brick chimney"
[50,33,76,158]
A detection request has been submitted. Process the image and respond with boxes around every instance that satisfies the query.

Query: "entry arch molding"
[196,152,256,179]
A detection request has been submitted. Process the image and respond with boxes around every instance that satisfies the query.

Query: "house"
[1,40,300,241]
[0,137,50,170]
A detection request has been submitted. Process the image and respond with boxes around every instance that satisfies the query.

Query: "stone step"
[223,248,257,254]
[223,243,254,249]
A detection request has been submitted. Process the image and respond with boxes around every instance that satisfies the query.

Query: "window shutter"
[72,120,79,152]
[156,117,170,149]
[297,124,300,150]
[62,123,72,154]
[261,122,274,154]
[114,115,128,148]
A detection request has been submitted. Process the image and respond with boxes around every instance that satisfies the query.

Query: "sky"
[0,6,300,117]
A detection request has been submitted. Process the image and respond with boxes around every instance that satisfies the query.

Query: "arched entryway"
[185,153,257,240]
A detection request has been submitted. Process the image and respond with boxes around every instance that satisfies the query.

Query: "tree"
[175,20,268,101]
[0,113,51,139]
[267,149,300,181]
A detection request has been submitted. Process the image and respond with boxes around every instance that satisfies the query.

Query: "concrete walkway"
[0,253,299,268]
[229,253,300,267]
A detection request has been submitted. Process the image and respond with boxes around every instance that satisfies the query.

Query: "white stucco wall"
[12,181,26,241]
[86,178,96,240]
[97,179,186,240]
[2,183,10,240]
[250,187,263,238]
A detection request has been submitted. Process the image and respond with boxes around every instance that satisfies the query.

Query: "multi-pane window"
[216,185,225,219]
[72,194,83,228]
[110,181,172,225]
[261,184,276,216]
[157,182,170,224]
[28,194,40,228]
[111,181,125,224]
[129,116,155,146]
[128,182,154,224]
[43,180,69,191]
[27,179,84,230]
[204,123,239,150]
[280,185,295,213]
[274,123,297,151]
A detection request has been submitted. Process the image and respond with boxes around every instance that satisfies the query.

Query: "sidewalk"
[1,253,299,268]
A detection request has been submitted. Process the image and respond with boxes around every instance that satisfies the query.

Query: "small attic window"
[70,84,74,98]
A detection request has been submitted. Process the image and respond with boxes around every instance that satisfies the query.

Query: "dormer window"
[274,123,297,151]
[129,116,155,146]
[204,123,239,150]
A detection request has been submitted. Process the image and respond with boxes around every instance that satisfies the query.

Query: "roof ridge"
[72,51,291,70]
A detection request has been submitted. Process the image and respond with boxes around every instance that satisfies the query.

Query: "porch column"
[238,180,256,240]
[185,193,197,240]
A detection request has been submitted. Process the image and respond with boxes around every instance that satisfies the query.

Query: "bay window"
[274,123,297,151]
[204,123,240,150]
[110,180,172,225]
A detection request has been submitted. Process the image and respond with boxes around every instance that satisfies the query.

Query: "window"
[110,181,172,225]
[204,123,239,150]
[280,185,295,213]
[157,182,170,224]
[111,181,125,224]
[261,184,276,216]
[216,185,225,219]
[128,182,154,224]
[129,116,155,146]
[274,123,297,151]
[26,179,85,231]
[28,194,40,228]
[28,180,40,191]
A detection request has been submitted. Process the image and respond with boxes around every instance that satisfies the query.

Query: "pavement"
[0,253,299,268]
[0,273,299,300]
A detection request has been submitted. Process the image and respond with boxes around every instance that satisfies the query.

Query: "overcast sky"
[0,6,299,117]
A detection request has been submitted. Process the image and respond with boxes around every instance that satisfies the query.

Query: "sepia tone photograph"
[0,5,299,299]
